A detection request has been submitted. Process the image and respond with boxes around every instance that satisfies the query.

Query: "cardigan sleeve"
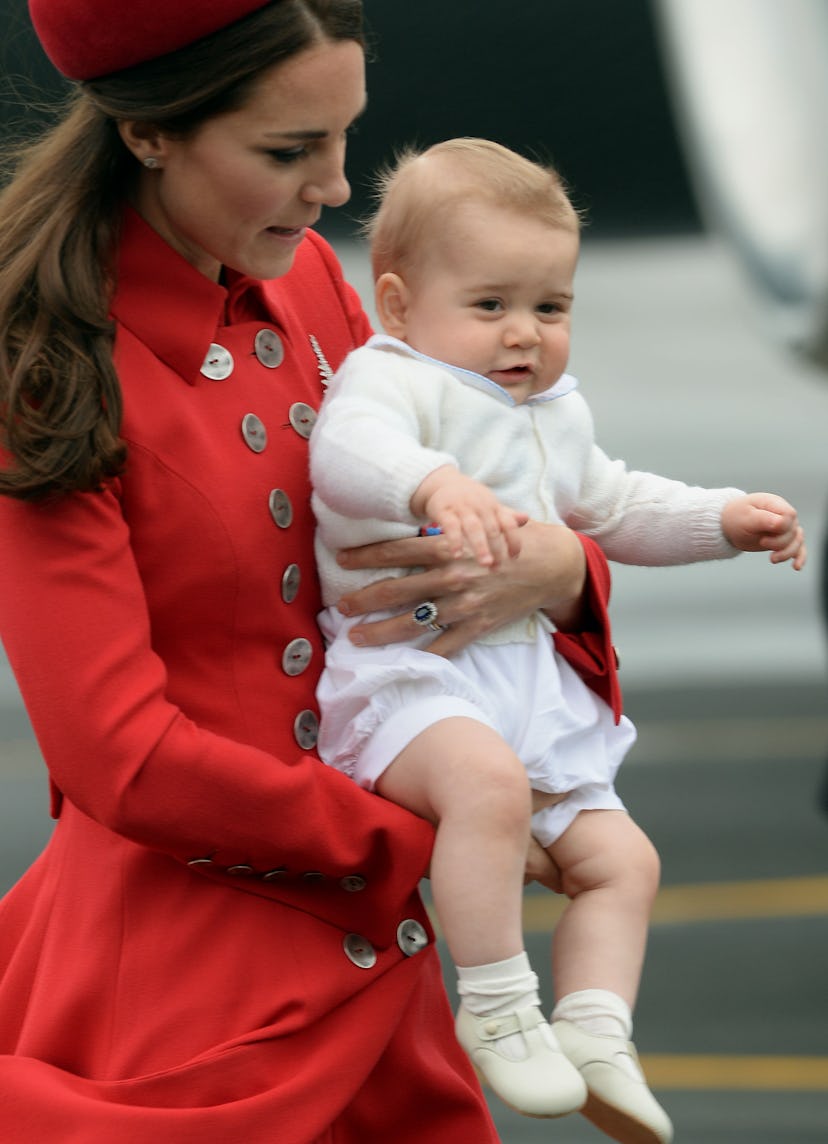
[0,485,434,943]
[310,347,457,525]
[568,442,743,566]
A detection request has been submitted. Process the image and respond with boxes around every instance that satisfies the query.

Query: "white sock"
[457,952,553,1061]
[552,988,633,1040]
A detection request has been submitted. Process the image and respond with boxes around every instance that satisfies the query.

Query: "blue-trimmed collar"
[366,334,578,405]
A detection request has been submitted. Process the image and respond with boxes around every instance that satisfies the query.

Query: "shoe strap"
[475,1006,545,1040]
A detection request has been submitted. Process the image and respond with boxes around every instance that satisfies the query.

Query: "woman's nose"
[302,154,351,208]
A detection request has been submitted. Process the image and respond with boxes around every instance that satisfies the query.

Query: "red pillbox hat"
[28,0,275,80]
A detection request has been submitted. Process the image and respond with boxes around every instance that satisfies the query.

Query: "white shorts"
[316,609,637,846]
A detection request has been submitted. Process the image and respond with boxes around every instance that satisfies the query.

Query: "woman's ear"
[117,120,166,169]
[375,272,410,338]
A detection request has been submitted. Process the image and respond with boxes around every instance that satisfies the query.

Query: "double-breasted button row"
[200,329,313,452]
[241,406,316,453]
[212,334,321,727]
[343,920,430,970]
[187,856,366,892]
[201,329,285,381]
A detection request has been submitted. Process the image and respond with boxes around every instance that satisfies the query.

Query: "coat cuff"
[552,534,623,723]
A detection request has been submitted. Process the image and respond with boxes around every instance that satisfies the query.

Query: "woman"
[0,2,620,1140]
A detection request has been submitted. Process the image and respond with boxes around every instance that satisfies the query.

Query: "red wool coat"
[0,211,620,1142]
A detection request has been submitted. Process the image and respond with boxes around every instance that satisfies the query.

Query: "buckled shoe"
[553,1019,674,1143]
[456,1003,587,1119]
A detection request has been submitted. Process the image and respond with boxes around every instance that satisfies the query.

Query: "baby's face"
[392,201,578,402]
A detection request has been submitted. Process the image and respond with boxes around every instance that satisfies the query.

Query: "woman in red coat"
[0,2,620,1139]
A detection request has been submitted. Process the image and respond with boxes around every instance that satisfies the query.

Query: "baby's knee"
[462,744,531,826]
[559,814,661,903]
[625,827,661,903]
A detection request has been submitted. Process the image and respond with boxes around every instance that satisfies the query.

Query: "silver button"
[268,489,293,529]
[293,709,319,750]
[396,918,429,957]
[281,563,301,603]
[343,933,377,969]
[241,413,267,453]
[200,343,234,380]
[254,328,284,369]
[187,857,214,869]
[262,866,287,881]
[288,402,317,439]
[340,875,367,893]
[303,871,326,884]
[282,637,312,677]
[226,864,255,877]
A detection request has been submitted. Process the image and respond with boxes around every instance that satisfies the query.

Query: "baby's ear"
[375,272,410,337]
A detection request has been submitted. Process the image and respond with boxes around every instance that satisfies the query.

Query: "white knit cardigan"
[310,336,742,643]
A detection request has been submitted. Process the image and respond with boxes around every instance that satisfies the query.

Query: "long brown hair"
[0,0,364,501]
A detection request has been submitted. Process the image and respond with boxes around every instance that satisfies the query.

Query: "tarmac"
[2,233,828,1141]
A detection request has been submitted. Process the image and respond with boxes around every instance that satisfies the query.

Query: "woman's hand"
[335,520,588,657]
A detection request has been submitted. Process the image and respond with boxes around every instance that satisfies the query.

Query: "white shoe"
[456,1003,587,1119]
[553,1020,674,1144]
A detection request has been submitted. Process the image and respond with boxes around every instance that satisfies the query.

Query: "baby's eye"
[476,299,503,312]
[537,302,562,315]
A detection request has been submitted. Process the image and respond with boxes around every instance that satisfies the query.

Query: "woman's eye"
[266,147,308,165]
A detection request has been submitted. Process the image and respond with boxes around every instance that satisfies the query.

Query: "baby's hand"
[411,466,528,566]
[722,493,807,570]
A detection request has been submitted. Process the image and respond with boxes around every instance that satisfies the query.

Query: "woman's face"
[131,39,366,281]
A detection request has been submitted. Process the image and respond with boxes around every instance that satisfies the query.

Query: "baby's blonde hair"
[366,137,581,281]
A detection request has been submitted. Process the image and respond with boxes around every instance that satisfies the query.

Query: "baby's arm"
[721,493,807,570]
[411,465,529,567]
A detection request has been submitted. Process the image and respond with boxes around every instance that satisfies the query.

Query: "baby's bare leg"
[548,811,673,1141]
[377,716,531,967]
[548,809,660,1008]
[378,717,589,1118]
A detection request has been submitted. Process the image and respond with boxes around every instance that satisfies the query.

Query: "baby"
[309,138,805,1142]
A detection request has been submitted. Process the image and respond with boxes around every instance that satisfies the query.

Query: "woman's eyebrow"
[262,106,367,143]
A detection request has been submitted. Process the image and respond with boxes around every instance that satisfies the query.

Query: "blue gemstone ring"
[412,601,442,631]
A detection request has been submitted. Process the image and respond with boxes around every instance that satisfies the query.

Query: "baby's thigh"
[377,716,529,824]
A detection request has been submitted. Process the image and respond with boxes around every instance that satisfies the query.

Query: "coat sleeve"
[553,534,623,722]
[0,485,434,942]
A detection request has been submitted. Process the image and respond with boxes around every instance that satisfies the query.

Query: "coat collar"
[109,208,272,385]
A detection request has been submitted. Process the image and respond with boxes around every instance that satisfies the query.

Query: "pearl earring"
[143,156,160,169]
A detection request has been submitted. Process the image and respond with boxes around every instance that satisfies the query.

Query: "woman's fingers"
[337,533,453,572]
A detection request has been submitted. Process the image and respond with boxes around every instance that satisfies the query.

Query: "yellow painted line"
[519,875,828,932]
[640,1054,828,1092]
